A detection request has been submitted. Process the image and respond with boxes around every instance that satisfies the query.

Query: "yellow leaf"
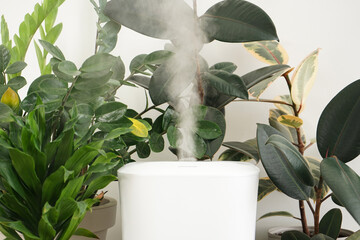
[277,115,303,128]
[1,87,20,111]
[291,49,320,113]
[243,40,289,65]
[128,118,149,138]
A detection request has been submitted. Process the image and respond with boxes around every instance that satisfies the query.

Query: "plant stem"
[314,177,323,234]
[134,105,156,118]
[234,98,293,107]
[283,73,310,235]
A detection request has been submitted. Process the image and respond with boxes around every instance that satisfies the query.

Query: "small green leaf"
[144,50,174,65]
[39,39,65,60]
[281,231,310,240]
[218,149,252,162]
[196,120,222,140]
[193,134,207,159]
[45,23,63,44]
[149,132,165,153]
[136,142,150,158]
[0,45,11,72]
[167,125,181,148]
[209,62,237,73]
[222,139,259,162]
[83,175,117,199]
[258,177,277,201]
[57,61,80,76]
[105,127,132,140]
[95,102,127,123]
[73,228,99,239]
[5,61,27,74]
[80,53,115,72]
[310,234,334,240]
[7,76,27,90]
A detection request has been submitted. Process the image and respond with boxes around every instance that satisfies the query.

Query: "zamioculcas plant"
[220,40,360,239]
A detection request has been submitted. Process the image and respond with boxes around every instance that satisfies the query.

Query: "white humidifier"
[117,161,259,240]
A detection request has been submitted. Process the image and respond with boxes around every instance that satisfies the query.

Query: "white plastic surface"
[118,161,259,240]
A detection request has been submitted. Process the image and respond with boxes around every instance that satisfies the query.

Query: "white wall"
[2,0,360,239]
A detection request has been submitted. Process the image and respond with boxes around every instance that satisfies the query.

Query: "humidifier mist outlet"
[118,161,259,240]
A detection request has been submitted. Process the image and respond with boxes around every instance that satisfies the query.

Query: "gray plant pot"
[71,197,117,240]
[268,226,354,240]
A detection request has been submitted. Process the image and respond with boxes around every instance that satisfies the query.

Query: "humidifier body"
[118,161,259,240]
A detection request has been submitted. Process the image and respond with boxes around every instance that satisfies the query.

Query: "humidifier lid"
[118,161,259,177]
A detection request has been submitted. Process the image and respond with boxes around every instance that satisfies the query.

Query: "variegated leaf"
[258,211,299,221]
[249,66,291,99]
[277,115,303,128]
[307,156,329,201]
[291,49,320,113]
[274,95,294,115]
[243,40,289,65]
[258,177,277,201]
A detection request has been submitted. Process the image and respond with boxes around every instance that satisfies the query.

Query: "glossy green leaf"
[199,0,278,43]
[0,220,40,239]
[203,70,248,99]
[243,40,289,65]
[258,177,277,201]
[257,124,312,200]
[167,125,181,148]
[317,79,360,162]
[321,157,360,224]
[266,134,314,187]
[291,49,320,112]
[104,0,195,40]
[5,61,27,74]
[105,127,132,140]
[0,160,27,200]
[149,132,165,153]
[73,228,99,239]
[319,208,342,239]
[136,142,150,158]
[83,175,117,199]
[258,211,298,221]
[39,39,65,60]
[9,148,41,193]
[281,231,310,240]
[95,102,127,123]
[0,45,10,72]
[222,139,259,162]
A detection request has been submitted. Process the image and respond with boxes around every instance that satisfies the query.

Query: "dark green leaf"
[129,54,147,73]
[317,79,360,162]
[136,142,150,158]
[266,134,314,187]
[105,127,132,140]
[222,139,259,162]
[149,132,165,153]
[218,149,252,162]
[0,103,14,123]
[310,234,334,240]
[321,157,360,224]
[104,0,195,40]
[319,208,342,239]
[196,120,222,140]
[75,71,112,90]
[73,228,99,239]
[95,102,127,123]
[167,125,181,148]
[5,61,27,74]
[199,0,278,43]
[83,175,117,199]
[257,124,312,200]
[209,62,237,73]
[193,134,207,159]
[39,39,65,60]
[281,231,310,240]
[203,70,248,99]
[0,160,27,200]
[128,75,150,90]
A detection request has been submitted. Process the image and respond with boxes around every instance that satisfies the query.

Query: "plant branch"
[306,200,315,214]
[234,98,293,107]
[321,194,332,203]
[299,200,310,236]
[134,105,157,119]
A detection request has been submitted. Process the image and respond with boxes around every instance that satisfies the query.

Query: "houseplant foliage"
[104,0,290,159]
[220,41,360,239]
[0,0,167,239]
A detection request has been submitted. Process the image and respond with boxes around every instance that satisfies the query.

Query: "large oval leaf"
[243,40,289,65]
[319,208,342,239]
[321,157,360,225]
[199,0,278,43]
[316,79,360,162]
[266,134,314,187]
[104,0,195,40]
[257,124,312,200]
[291,49,320,112]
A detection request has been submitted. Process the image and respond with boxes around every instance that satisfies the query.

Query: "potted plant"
[0,0,165,239]
[217,41,360,239]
